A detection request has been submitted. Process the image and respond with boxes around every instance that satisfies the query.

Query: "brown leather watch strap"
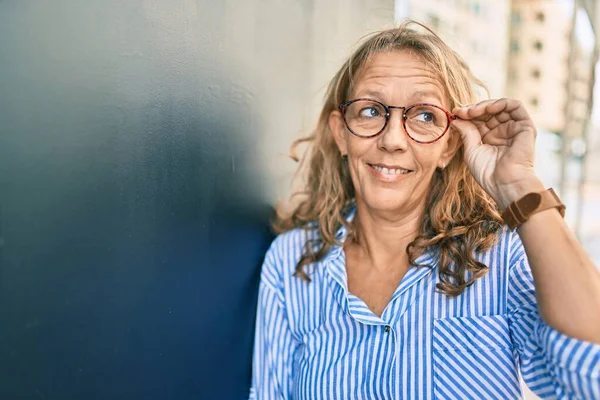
[502,188,566,229]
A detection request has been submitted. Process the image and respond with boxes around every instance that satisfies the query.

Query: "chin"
[362,191,409,213]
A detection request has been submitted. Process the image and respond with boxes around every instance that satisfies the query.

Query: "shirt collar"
[336,205,356,240]
[321,204,356,264]
[321,204,440,324]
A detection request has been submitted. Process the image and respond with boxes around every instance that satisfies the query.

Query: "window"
[510,40,520,53]
[512,12,521,26]
[535,11,545,22]
[534,40,543,51]
[531,68,541,79]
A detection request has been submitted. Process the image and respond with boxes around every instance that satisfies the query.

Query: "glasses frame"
[338,98,458,144]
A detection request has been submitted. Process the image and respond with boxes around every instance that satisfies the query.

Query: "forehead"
[351,50,448,106]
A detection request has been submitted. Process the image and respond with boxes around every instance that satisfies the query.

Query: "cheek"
[413,146,444,170]
[346,139,375,175]
[346,136,374,157]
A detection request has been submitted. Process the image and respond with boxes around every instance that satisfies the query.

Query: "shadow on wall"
[0,1,273,399]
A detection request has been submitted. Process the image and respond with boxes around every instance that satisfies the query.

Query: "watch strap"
[502,188,566,229]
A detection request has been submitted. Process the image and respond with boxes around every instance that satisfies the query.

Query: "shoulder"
[467,225,526,281]
[482,225,527,264]
[490,224,527,266]
[259,225,320,290]
[477,226,530,288]
[490,227,536,306]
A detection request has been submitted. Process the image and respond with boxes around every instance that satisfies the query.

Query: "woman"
[250,21,600,399]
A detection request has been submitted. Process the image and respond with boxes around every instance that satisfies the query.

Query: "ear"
[329,109,348,156]
[438,127,462,168]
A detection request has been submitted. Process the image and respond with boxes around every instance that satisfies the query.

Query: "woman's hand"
[452,98,545,211]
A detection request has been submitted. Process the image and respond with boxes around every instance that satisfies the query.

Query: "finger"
[453,117,491,136]
[482,136,511,147]
[452,100,496,119]
[483,112,511,131]
[481,120,534,145]
[451,119,482,155]
[481,129,512,146]
[485,98,531,121]
[454,98,531,123]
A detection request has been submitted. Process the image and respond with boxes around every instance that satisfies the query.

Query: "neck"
[349,200,425,271]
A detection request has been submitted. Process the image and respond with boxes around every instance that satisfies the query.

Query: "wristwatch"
[501,188,566,229]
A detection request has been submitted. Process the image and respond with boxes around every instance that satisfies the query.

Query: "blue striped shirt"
[249,209,600,399]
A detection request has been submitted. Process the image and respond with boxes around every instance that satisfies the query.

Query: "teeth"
[372,165,411,175]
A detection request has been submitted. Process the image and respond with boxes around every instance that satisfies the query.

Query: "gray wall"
[0,1,394,399]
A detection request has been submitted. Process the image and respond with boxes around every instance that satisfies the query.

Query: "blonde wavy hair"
[274,20,503,296]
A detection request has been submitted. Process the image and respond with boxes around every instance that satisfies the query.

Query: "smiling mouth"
[368,163,413,176]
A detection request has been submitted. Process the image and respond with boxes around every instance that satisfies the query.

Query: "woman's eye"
[415,111,435,123]
[359,107,381,118]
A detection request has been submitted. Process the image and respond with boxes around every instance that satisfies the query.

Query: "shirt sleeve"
[507,238,600,399]
[249,242,298,400]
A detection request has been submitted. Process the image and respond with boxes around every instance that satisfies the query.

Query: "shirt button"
[384,325,391,333]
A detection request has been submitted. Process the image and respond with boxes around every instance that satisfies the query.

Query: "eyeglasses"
[339,98,457,144]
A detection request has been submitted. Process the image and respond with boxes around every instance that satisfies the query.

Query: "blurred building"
[396,0,511,98]
[567,43,594,139]
[507,0,593,139]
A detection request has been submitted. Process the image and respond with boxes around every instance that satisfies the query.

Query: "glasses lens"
[344,100,387,137]
[405,105,448,142]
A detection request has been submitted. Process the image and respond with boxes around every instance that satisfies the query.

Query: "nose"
[378,108,409,152]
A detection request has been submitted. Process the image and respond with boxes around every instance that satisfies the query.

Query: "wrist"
[495,177,545,212]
